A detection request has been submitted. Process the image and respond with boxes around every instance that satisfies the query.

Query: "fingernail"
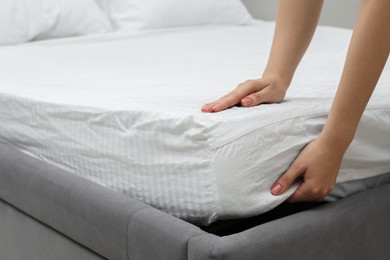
[271,184,282,195]
[241,98,252,106]
[201,104,209,111]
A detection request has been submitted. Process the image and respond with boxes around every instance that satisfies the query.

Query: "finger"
[241,88,273,107]
[201,102,216,112]
[240,81,270,107]
[202,80,267,112]
[201,96,238,113]
[243,85,285,107]
[288,181,329,203]
[212,89,255,112]
[287,185,314,203]
[202,97,237,112]
[271,160,305,196]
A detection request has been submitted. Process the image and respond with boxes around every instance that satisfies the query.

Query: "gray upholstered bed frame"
[1,143,390,260]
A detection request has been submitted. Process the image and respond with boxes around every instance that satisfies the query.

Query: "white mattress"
[0,22,390,225]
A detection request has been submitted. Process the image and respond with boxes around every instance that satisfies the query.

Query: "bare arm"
[272,0,390,201]
[321,0,390,153]
[264,0,324,88]
[201,0,324,112]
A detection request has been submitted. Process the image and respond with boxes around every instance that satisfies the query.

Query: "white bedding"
[0,22,389,224]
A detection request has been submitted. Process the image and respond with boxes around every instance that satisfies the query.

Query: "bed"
[1,1,390,259]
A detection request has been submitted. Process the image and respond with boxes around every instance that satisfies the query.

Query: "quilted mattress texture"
[0,22,389,224]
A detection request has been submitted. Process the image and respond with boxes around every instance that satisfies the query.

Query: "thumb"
[271,161,305,196]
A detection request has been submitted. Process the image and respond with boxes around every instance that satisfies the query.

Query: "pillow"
[0,0,112,46]
[104,0,254,31]
[36,0,113,40]
[0,0,47,46]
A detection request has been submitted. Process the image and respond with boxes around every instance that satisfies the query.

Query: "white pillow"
[0,0,112,46]
[104,0,254,31]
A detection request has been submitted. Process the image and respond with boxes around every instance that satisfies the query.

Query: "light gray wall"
[242,0,361,29]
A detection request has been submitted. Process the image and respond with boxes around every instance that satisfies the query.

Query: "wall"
[242,0,361,29]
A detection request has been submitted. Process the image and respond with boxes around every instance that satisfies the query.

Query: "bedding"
[0,22,389,225]
[98,0,253,30]
[0,0,112,46]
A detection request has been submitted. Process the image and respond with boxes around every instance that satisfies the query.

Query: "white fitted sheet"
[0,22,389,224]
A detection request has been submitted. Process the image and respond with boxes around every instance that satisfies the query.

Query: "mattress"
[0,21,389,225]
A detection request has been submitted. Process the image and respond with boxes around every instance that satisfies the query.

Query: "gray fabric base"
[326,171,390,201]
[0,199,105,260]
[189,182,390,260]
[0,143,206,260]
[1,143,390,260]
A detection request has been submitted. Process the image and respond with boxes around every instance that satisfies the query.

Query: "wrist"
[262,68,293,91]
[317,131,353,157]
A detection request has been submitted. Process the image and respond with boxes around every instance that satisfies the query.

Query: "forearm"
[320,0,390,152]
[264,0,324,86]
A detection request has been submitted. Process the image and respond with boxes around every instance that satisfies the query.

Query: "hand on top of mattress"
[271,138,343,202]
[201,77,288,113]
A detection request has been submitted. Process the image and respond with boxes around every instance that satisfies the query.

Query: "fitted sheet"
[0,22,389,224]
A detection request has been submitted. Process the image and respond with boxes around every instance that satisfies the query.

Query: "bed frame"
[1,143,390,259]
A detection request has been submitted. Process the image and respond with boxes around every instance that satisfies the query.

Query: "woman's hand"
[201,76,289,113]
[271,137,344,202]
